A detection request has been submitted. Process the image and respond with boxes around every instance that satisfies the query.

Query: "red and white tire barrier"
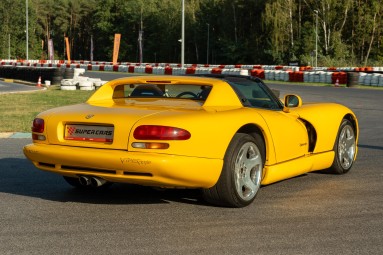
[3,59,383,86]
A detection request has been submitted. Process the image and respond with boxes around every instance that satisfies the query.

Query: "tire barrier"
[79,80,94,91]
[3,60,383,87]
[0,65,64,85]
[51,68,63,85]
[60,74,107,91]
[347,72,359,87]
[357,72,383,87]
[63,68,75,79]
[331,72,347,85]
[288,71,304,82]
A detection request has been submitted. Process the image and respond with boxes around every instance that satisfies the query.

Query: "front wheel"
[325,119,356,174]
[202,133,265,207]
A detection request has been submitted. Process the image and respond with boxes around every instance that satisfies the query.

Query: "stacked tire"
[79,80,94,91]
[60,79,77,90]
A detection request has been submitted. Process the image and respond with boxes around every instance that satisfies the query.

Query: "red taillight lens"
[133,125,191,140]
[32,118,45,133]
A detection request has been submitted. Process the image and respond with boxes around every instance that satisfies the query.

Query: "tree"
[0,0,382,66]
[264,0,296,63]
[350,0,382,65]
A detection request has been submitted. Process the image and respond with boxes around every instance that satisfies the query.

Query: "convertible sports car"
[23,74,358,207]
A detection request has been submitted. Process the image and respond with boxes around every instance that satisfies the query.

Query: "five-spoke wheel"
[202,133,265,207]
[233,141,263,201]
[326,119,356,174]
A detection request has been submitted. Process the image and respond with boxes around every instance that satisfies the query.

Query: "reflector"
[132,142,169,149]
[32,134,46,141]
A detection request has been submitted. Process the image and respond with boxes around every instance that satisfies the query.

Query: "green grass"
[0,86,93,132]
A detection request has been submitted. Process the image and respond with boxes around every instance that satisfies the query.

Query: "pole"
[206,23,209,65]
[26,0,29,60]
[314,10,318,68]
[139,7,143,64]
[90,35,94,62]
[8,34,10,59]
[181,0,185,67]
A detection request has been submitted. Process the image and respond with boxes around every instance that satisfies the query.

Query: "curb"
[0,132,31,139]
[1,78,38,86]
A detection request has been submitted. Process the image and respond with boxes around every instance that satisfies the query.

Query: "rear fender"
[128,108,275,162]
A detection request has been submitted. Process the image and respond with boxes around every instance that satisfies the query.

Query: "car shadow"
[0,157,208,206]
[358,144,383,151]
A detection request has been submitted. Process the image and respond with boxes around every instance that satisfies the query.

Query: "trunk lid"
[43,99,202,150]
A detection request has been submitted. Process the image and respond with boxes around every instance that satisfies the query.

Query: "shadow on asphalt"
[1,146,370,207]
[0,157,208,206]
[358,144,383,151]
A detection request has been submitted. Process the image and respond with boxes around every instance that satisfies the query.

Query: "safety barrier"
[0,65,63,85]
[2,59,383,87]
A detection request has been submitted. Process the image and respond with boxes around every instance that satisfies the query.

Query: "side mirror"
[284,94,302,108]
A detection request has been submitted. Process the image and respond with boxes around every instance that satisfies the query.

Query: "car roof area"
[88,75,245,108]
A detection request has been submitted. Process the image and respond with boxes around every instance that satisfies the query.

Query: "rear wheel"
[202,133,265,207]
[325,119,356,174]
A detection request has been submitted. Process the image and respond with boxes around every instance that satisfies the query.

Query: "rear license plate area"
[64,124,114,143]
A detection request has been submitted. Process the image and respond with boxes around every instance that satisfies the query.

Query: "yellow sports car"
[23,75,358,207]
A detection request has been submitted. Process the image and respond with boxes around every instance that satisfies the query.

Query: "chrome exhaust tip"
[90,177,107,187]
[79,176,91,186]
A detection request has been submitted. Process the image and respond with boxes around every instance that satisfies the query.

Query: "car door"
[225,76,309,163]
[259,109,309,163]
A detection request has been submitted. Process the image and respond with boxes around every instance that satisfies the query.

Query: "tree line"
[0,0,382,67]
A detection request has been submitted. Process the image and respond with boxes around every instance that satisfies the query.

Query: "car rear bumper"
[23,143,223,188]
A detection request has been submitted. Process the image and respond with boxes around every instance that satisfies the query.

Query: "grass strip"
[0,86,93,132]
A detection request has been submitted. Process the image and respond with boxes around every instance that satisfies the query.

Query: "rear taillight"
[32,118,46,141]
[133,125,191,140]
[32,118,44,133]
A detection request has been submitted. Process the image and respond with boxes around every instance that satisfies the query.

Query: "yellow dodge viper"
[23,74,358,207]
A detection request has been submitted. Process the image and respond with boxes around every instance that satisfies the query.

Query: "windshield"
[113,84,212,101]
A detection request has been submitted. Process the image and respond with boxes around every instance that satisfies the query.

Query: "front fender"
[290,103,358,153]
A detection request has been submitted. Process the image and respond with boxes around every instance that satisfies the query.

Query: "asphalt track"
[0,80,45,94]
[0,75,382,254]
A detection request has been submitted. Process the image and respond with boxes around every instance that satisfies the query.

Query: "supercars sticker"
[65,124,114,142]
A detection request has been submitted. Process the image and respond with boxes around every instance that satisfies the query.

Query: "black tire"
[63,68,75,79]
[202,133,265,207]
[52,75,63,85]
[325,119,357,174]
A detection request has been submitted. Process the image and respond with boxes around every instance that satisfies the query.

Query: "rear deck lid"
[41,97,207,150]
